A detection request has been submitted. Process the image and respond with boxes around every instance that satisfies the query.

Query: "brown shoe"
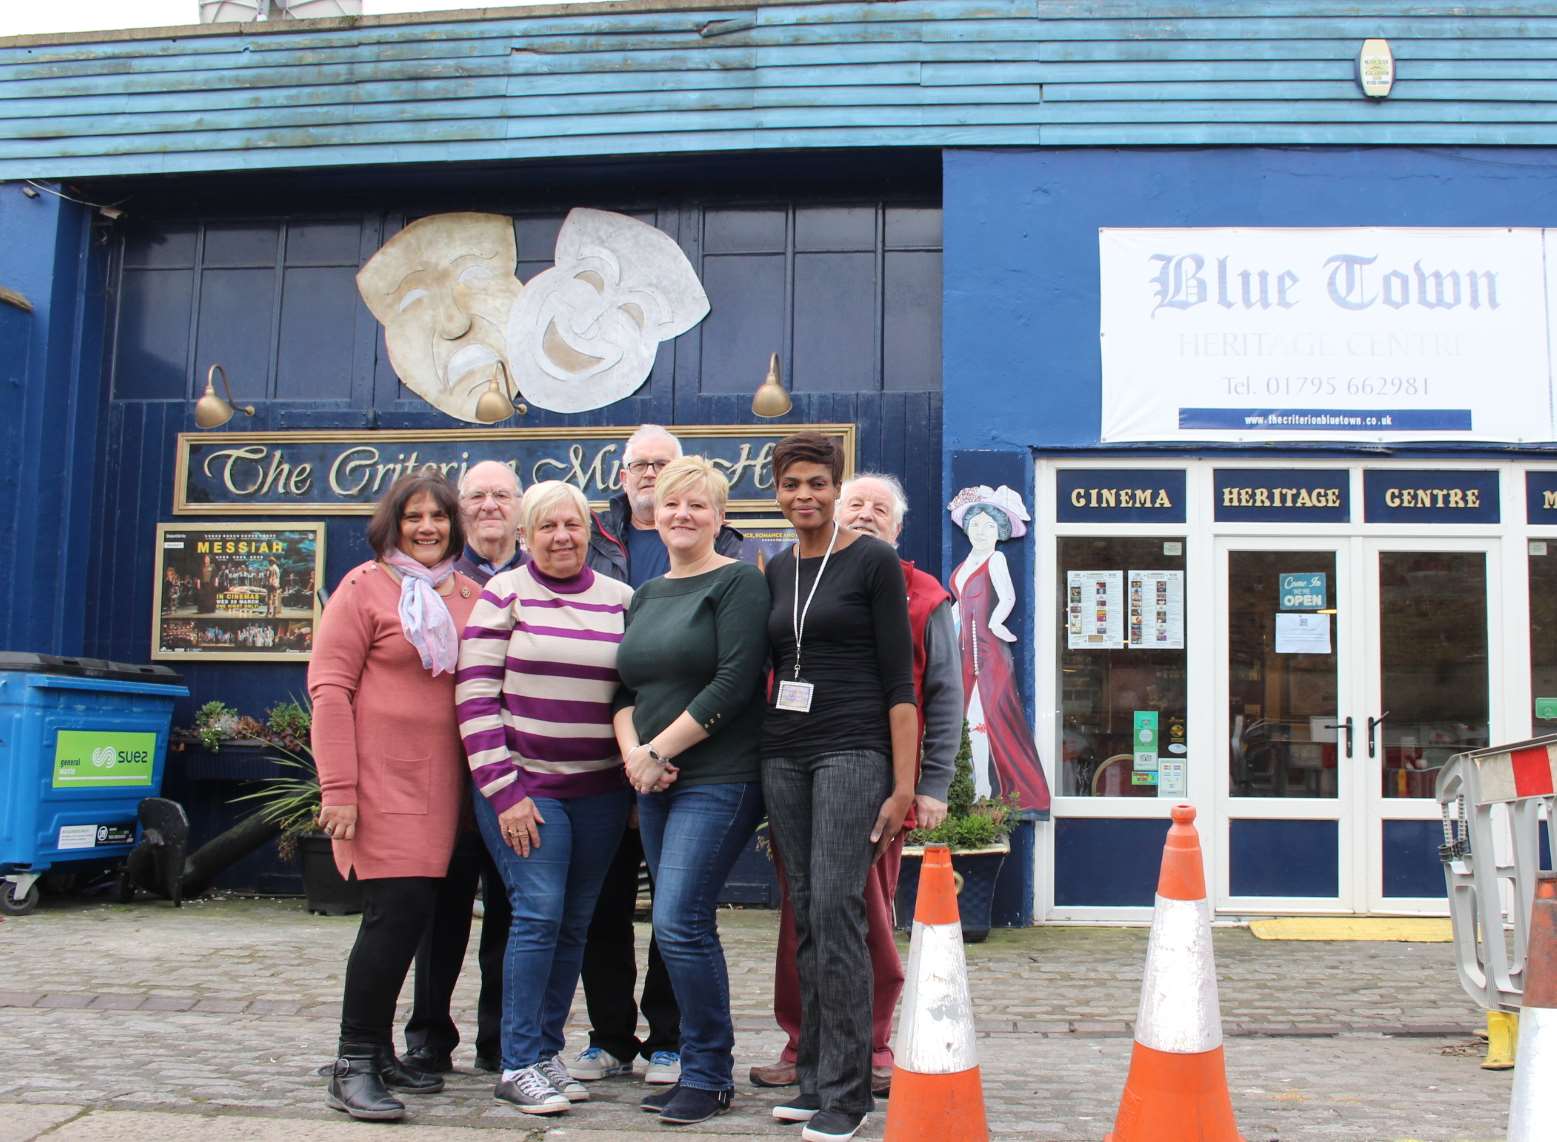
[871,1064,893,1096]
[748,1060,797,1088]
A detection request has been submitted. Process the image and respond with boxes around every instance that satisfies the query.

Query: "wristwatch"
[645,743,666,763]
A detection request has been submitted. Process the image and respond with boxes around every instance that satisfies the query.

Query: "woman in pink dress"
[948,485,1051,818]
[308,472,480,1121]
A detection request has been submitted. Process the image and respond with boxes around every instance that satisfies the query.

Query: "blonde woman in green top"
[612,456,771,1126]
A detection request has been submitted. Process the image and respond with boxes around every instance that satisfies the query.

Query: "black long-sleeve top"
[761,534,916,757]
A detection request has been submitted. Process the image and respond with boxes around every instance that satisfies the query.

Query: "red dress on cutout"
[952,558,1051,818]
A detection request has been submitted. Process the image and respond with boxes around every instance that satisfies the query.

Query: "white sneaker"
[536,1054,589,1102]
[493,1065,570,1115]
[568,1045,632,1080]
[644,1049,681,1084]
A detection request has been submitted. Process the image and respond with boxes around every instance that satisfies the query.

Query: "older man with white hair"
[750,471,962,1097]
[398,459,524,1077]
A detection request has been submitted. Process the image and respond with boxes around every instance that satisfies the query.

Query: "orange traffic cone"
[1106,804,1244,1142]
[883,844,989,1142]
[1509,872,1557,1140]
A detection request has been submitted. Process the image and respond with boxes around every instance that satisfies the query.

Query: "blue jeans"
[636,780,764,1092]
[474,786,632,1070]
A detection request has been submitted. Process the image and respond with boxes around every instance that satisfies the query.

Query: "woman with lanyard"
[309,471,479,1121]
[760,432,917,1142]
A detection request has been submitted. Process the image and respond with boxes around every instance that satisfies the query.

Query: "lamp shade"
[752,352,792,418]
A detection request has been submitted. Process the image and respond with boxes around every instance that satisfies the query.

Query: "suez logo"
[86,746,150,769]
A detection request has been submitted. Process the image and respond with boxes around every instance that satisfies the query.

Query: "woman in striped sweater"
[456,480,635,1118]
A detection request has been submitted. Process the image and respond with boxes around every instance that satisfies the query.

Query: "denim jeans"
[474,786,632,1070]
[636,779,764,1092]
[762,750,891,1118]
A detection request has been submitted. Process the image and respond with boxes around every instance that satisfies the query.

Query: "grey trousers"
[762,748,891,1118]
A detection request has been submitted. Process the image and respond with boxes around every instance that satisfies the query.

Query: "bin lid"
[0,651,183,685]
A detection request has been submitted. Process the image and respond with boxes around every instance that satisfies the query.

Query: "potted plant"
[231,699,362,916]
[895,720,1020,942]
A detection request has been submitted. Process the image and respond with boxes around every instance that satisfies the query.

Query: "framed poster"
[732,518,798,571]
[152,523,325,661]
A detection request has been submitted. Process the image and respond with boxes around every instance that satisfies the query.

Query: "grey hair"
[841,471,909,531]
[623,424,683,465]
[457,460,521,496]
[521,480,591,537]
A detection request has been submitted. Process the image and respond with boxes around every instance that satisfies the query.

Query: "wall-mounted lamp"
[751,352,792,418]
[194,364,255,429]
[1357,38,1394,99]
[473,361,527,424]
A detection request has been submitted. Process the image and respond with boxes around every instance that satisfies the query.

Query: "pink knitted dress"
[307,560,479,879]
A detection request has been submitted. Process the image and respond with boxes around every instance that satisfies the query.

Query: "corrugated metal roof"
[5,1,1557,179]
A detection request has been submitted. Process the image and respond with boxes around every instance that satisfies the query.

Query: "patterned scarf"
[382,548,459,676]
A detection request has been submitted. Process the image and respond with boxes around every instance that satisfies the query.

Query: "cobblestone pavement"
[0,896,1515,1141]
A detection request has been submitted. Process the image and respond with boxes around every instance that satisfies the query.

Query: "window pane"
[1057,537,1187,797]
[1531,543,1557,735]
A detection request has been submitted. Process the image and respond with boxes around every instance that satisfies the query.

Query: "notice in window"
[1127,569,1184,649]
[1067,570,1124,649]
[1275,611,1331,655]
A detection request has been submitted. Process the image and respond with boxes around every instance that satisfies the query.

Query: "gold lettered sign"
[173,425,856,517]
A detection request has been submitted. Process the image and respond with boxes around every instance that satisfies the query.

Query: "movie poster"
[152,523,325,661]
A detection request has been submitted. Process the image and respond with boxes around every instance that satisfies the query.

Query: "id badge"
[775,679,815,713]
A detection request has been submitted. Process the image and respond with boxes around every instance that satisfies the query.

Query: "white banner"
[1099,228,1555,443]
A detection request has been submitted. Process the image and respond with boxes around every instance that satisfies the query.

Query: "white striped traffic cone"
[883,843,989,1142]
[1509,872,1557,1140]
[1106,804,1243,1142]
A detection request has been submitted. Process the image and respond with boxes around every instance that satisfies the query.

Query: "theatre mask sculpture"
[506,208,710,413]
[357,212,524,423]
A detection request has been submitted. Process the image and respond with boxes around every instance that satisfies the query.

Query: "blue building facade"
[6,1,1557,917]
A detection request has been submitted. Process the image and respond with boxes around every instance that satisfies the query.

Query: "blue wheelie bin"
[0,652,188,915]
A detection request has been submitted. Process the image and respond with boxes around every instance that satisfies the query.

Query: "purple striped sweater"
[456,563,634,813]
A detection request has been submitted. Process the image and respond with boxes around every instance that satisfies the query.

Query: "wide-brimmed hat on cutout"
[947,483,1029,538]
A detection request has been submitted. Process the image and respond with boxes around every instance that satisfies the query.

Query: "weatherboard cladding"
[4,1,1557,178]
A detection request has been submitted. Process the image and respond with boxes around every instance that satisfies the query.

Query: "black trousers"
[580,823,679,1061]
[403,827,510,1060]
[339,875,441,1048]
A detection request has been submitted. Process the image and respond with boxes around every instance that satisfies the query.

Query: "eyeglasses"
[625,459,672,475]
[461,490,516,504]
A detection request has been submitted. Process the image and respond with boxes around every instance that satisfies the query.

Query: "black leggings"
[339,875,441,1048]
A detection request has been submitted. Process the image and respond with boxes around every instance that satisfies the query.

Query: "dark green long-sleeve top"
[614,560,771,786]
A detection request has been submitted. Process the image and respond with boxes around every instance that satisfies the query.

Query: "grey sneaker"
[536,1054,590,1102]
[645,1049,681,1084]
[493,1065,570,1115]
[569,1044,633,1080]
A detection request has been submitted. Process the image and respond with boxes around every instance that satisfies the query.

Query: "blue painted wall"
[73,157,943,729]
[943,145,1557,460]
[0,183,108,656]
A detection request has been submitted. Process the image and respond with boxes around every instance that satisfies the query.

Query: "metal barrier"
[1437,736,1557,1014]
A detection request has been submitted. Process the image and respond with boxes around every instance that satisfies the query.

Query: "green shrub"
[194,700,239,751]
[905,719,1020,850]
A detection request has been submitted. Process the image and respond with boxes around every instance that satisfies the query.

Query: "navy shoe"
[640,1082,680,1113]
[657,1085,733,1125]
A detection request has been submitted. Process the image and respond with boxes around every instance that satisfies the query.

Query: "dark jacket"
[588,491,744,584]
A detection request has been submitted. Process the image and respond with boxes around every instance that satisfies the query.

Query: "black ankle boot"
[376,1045,445,1094]
[326,1045,406,1121]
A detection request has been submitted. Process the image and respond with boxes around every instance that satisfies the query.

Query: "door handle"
[1321,717,1353,759]
[1367,710,1390,758]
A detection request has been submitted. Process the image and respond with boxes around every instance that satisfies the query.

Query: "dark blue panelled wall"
[73,154,943,722]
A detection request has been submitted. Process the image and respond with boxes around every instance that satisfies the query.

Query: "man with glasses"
[569,425,744,1087]
[398,460,524,1077]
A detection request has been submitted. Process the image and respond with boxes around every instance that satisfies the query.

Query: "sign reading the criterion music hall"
[1099,228,1555,444]
[174,425,855,516]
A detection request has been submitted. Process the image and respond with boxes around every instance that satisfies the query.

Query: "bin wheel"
[0,880,40,917]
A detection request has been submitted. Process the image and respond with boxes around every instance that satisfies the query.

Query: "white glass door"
[1361,540,1498,914]
[1216,540,1354,913]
